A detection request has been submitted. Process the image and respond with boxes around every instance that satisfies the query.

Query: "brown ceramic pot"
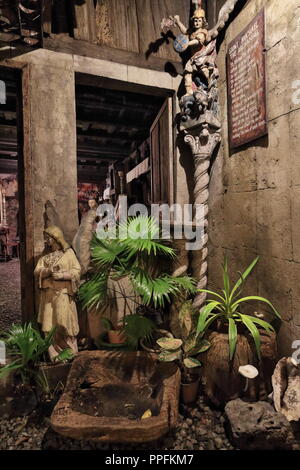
[108,326,127,344]
[181,377,200,404]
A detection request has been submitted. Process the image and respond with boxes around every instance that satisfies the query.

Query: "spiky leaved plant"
[0,323,73,385]
[196,256,281,360]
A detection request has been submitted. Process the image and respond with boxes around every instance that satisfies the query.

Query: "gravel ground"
[0,397,234,451]
[0,259,21,332]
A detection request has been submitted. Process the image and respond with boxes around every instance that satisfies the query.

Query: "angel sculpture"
[163,0,239,122]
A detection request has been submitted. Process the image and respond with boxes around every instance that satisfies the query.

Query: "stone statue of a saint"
[34,226,81,361]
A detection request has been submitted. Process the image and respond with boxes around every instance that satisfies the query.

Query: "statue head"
[88,197,98,210]
[192,7,206,29]
[43,225,70,252]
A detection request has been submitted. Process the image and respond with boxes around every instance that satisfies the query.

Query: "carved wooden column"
[183,115,221,308]
[162,0,239,311]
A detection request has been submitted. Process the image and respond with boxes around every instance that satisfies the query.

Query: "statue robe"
[34,248,81,337]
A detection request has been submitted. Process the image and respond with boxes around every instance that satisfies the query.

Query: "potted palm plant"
[196,256,281,406]
[79,216,197,348]
[0,323,73,416]
[156,335,210,404]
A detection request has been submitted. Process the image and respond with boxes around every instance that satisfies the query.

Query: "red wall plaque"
[227,9,267,148]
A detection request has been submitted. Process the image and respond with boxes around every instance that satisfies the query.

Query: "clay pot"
[108,326,127,345]
[181,377,200,404]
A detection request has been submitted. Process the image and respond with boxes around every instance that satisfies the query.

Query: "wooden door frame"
[150,96,175,207]
[0,61,35,323]
[75,72,176,208]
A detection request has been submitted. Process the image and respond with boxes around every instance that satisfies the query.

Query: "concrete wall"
[209,0,300,356]
[26,51,78,255]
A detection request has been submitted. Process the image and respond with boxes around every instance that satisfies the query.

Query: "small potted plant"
[98,314,155,350]
[156,335,210,404]
[196,256,281,406]
[0,323,73,416]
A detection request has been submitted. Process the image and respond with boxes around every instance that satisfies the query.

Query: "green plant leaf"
[246,316,275,333]
[54,348,74,363]
[239,314,261,360]
[228,318,237,360]
[0,360,22,379]
[130,268,196,309]
[101,317,114,331]
[80,215,197,316]
[232,296,281,319]
[156,337,183,350]
[229,257,259,304]
[222,255,230,299]
[203,313,223,331]
[197,301,220,335]
[158,350,182,362]
[122,315,155,350]
[0,323,58,384]
[183,357,201,368]
[191,339,211,355]
[198,289,226,303]
[178,300,195,339]
[79,271,110,312]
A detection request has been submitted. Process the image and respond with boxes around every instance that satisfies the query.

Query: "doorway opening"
[0,68,22,331]
[75,74,174,222]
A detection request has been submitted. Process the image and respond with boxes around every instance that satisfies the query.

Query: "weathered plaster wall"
[209,0,300,356]
[26,51,78,255]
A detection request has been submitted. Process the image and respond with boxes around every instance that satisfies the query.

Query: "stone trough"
[51,350,181,443]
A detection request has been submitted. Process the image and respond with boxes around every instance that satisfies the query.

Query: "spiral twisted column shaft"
[184,128,221,309]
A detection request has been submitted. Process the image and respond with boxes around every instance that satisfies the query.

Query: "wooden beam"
[76,72,175,98]
[76,91,161,113]
[78,143,130,156]
[0,158,17,169]
[44,36,183,75]
[77,127,143,141]
[77,133,133,146]
[77,118,146,132]
[77,152,124,161]
[0,124,17,138]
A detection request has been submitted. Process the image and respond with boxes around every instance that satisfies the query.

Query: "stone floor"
[0,258,22,332]
[0,397,235,450]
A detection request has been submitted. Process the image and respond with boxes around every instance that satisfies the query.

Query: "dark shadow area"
[145,31,176,59]
[176,132,195,207]
[164,62,180,78]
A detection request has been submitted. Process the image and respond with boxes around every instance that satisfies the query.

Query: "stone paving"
[0,259,21,332]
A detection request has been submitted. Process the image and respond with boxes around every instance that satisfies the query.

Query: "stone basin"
[51,350,181,442]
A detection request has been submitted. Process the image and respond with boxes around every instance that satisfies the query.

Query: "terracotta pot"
[181,378,200,404]
[140,329,173,353]
[108,327,127,345]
